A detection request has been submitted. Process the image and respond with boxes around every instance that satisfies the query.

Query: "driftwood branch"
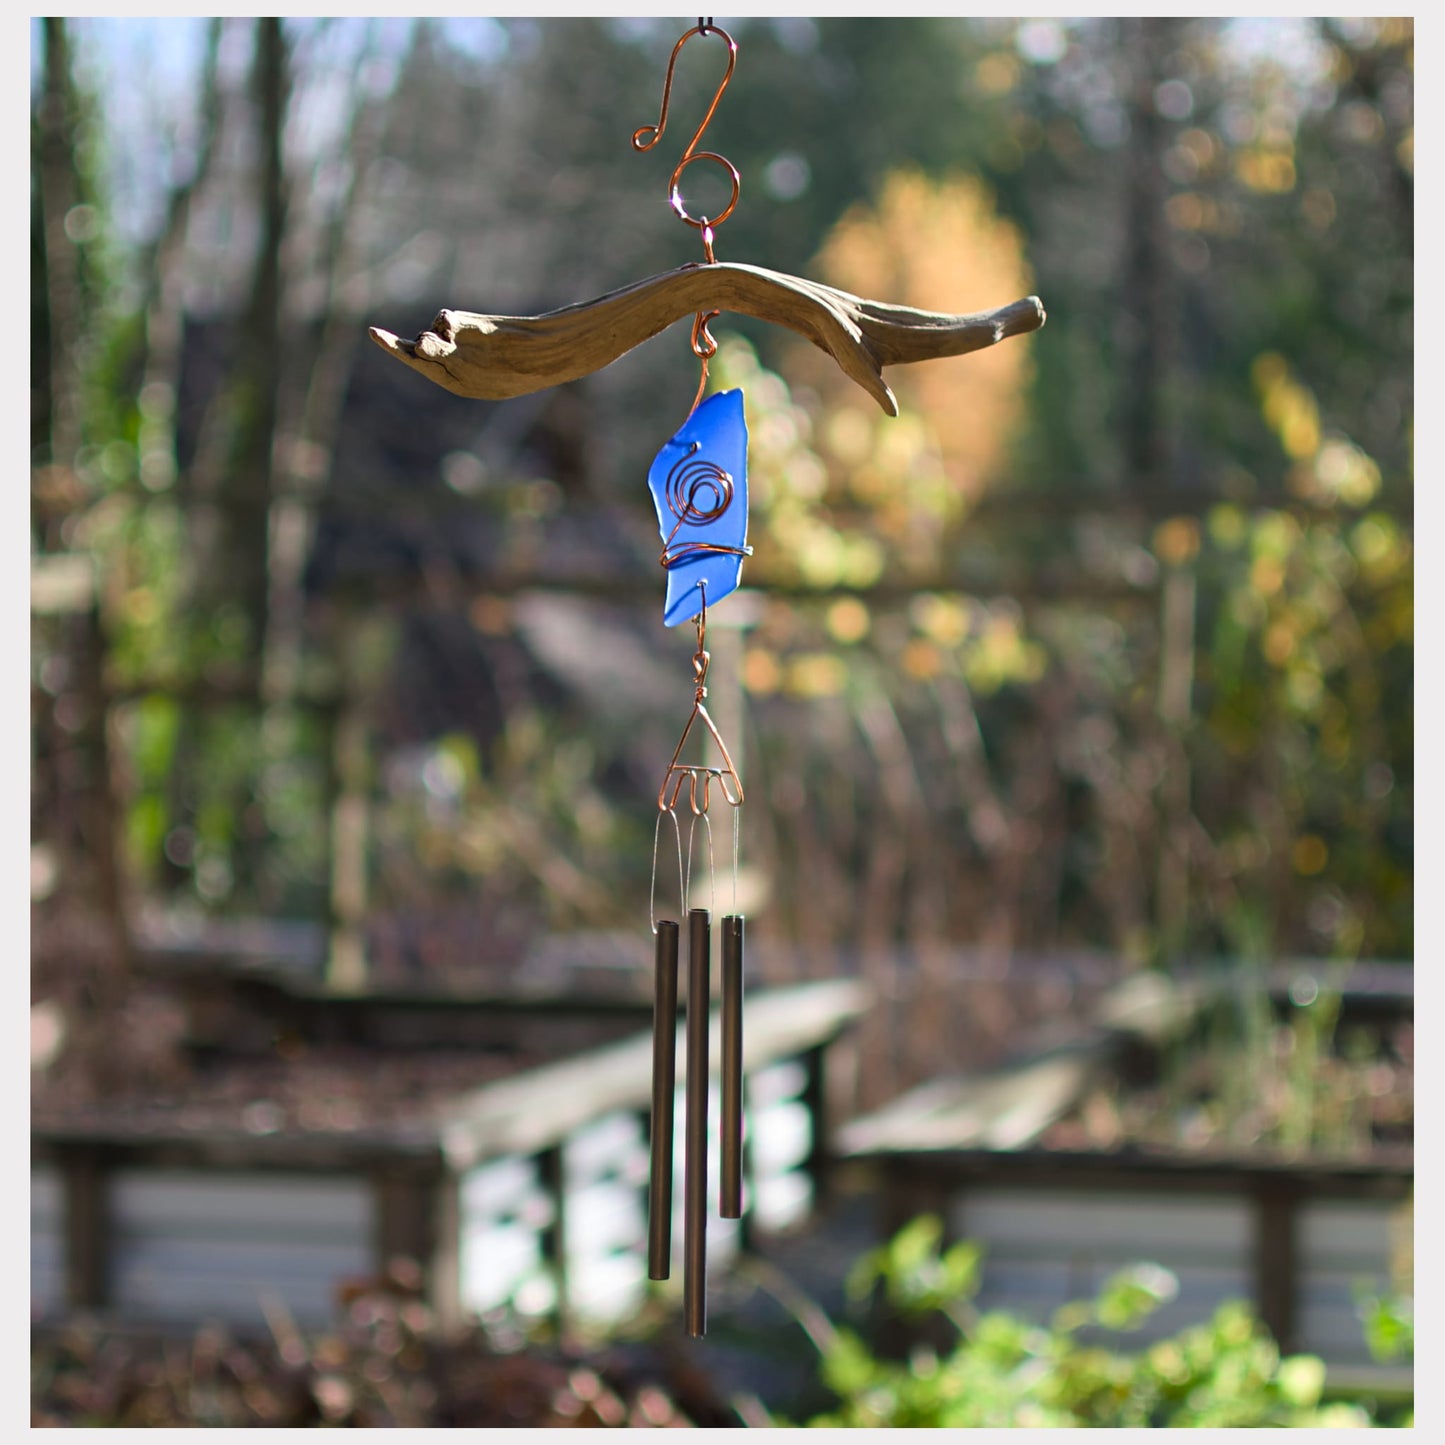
[369,262,1045,416]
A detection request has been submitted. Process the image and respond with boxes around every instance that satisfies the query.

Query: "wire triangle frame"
[657,700,743,815]
[656,588,744,816]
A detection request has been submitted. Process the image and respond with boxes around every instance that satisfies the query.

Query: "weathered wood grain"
[369,262,1045,416]
[836,974,1202,1155]
[437,979,868,1169]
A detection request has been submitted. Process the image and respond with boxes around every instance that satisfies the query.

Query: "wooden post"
[373,1169,441,1276]
[429,1172,464,1332]
[802,1043,830,1207]
[61,1148,110,1312]
[538,1144,569,1334]
[326,690,370,992]
[874,1160,952,1360]
[1253,1177,1298,1353]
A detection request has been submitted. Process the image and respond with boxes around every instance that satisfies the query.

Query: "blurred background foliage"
[32,16,1411,1064]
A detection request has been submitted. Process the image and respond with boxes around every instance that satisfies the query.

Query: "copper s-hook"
[633,19,739,416]
[632,19,740,238]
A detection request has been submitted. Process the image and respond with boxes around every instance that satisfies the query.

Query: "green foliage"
[1193,496,1411,959]
[845,1214,983,1332]
[1359,1290,1413,1366]
[797,1215,1393,1428]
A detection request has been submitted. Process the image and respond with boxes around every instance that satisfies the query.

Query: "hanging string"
[683,808,717,920]
[704,809,717,918]
[650,804,687,932]
[732,796,740,917]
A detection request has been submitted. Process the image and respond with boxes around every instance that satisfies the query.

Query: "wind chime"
[370,18,1045,1338]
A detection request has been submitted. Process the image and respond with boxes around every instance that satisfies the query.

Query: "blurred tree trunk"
[166,19,290,905]
[263,24,393,710]
[1118,17,1178,496]
[136,21,223,465]
[34,16,84,542]
[134,22,224,900]
[1118,18,1195,962]
[260,22,403,955]
[1156,563,1197,961]
[31,20,133,1090]
[188,17,289,673]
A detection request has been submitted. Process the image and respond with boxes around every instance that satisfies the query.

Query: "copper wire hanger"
[633,18,739,416]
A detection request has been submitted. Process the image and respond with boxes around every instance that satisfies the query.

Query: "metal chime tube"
[720,914,745,1218]
[683,907,711,1336]
[647,919,680,1279]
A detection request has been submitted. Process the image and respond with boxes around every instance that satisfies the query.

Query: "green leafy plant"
[1359,1289,1413,1367]
[797,1215,1393,1428]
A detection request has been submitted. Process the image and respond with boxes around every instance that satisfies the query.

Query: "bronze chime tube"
[683,907,711,1337]
[720,914,745,1219]
[647,919,680,1280]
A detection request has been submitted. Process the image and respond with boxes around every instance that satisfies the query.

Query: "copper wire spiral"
[658,443,752,572]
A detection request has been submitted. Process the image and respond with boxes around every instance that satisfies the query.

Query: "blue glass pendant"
[648,389,751,627]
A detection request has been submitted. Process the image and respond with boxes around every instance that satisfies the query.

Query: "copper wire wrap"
[658,442,753,573]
